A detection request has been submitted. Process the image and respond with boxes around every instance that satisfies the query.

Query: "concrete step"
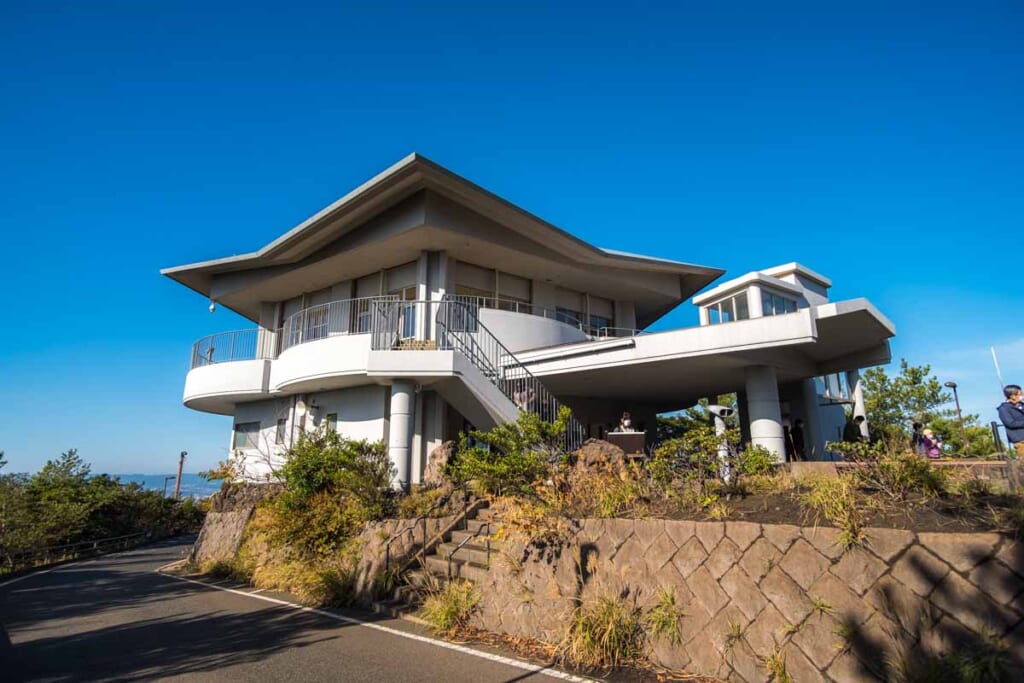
[434,542,494,567]
[473,507,502,523]
[465,518,497,534]
[423,555,490,582]
[448,528,499,546]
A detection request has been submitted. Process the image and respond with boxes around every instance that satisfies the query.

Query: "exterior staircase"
[371,502,501,620]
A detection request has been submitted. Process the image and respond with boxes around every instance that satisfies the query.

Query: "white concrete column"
[747,285,764,318]
[801,378,826,460]
[846,369,869,439]
[745,365,786,462]
[388,381,416,491]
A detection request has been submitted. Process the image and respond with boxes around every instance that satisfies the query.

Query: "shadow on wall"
[840,538,1023,682]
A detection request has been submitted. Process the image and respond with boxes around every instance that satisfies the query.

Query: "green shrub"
[449,409,569,496]
[736,444,776,476]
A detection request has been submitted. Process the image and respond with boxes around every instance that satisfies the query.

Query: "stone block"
[644,531,679,575]
[726,521,762,552]
[576,517,605,544]
[791,611,842,670]
[688,565,730,616]
[612,533,647,566]
[863,528,914,563]
[649,636,690,671]
[720,565,768,621]
[680,593,715,644]
[826,650,882,682]
[663,519,696,548]
[695,521,725,553]
[855,612,904,679]
[918,532,1002,574]
[781,643,821,683]
[803,525,845,561]
[725,641,763,683]
[632,519,664,551]
[605,518,635,550]
[684,631,730,679]
[761,565,814,624]
[830,546,889,596]
[672,535,708,578]
[742,602,790,657]
[867,577,935,638]
[706,602,751,656]
[967,558,1024,607]
[930,570,1018,635]
[778,538,830,590]
[808,571,873,628]
[919,613,976,658]
[889,545,950,597]
[762,523,801,552]
[705,536,743,580]
[995,538,1024,578]
[739,537,779,583]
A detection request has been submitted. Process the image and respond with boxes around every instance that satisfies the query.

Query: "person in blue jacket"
[997,384,1024,459]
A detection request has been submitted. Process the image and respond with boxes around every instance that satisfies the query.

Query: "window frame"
[233,421,261,450]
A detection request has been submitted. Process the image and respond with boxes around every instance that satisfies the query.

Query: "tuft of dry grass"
[558,595,646,670]
[419,579,480,635]
[800,474,867,551]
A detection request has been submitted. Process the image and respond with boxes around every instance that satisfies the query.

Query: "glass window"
[233,422,260,450]
[735,294,749,320]
[589,315,613,334]
[722,302,734,322]
[325,413,338,433]
[275,419,287,445]
[556,307,582,326]
[761,291,797,317]
[708,305,721,324]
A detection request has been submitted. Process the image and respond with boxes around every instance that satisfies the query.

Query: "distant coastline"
[117,473,221,499]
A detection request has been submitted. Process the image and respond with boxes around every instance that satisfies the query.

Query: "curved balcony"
[184,329,271,414]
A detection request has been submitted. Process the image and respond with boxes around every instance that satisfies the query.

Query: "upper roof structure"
[162,154,724,324]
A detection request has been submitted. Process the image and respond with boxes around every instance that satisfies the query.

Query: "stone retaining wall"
[191,483,282,565]
[472,519,1024,681]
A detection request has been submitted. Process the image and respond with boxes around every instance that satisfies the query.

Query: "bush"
[828,440,947,500]
[449,410,569,496]
[735,444,776,477]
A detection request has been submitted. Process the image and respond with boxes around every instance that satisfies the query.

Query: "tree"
[862,360,996,456]
[657,394,738,441]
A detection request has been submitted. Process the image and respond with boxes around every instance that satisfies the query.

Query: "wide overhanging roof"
[162,154,724,322]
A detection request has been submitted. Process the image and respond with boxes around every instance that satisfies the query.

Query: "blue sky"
[1,2,1021,474]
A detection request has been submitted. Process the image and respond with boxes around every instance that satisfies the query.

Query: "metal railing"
[281,296,399,352]
[384,485,470,576]
[191,328,262,368]
[1,532,151,576]
[447,521,491,580]
[369,297,588,451]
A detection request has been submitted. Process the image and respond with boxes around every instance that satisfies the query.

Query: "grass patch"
[801,474,866,550]
[645,587,684,645]
[419,580,480,635]
[761,645,792,682]
[558,596,646,670]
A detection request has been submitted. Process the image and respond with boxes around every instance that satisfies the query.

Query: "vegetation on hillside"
[0,450,204,562]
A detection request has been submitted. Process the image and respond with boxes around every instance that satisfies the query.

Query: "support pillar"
[846,369,869,440]
[388,380,416,491]
[745,366,786,462]
[801,378,826,460]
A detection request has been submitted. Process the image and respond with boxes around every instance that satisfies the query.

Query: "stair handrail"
[384,484,469,576]
[435,297,588,452]
[446,521,491,581]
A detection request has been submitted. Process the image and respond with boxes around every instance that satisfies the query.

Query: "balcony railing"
[189,294,644,369]
[280,296,398,352]
[190,329,262,368]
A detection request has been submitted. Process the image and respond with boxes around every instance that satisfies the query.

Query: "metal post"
[991,421,1005,455]
[174,451,187,499]
[944,382,969,454]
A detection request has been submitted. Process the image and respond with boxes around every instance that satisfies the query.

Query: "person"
[617,411,634,432]
[997,384,1024,459]
[513,387,535,411]
[790,419,806,460]
[910,422,925,456]
[843,415,866,443]
[921,428,943,458]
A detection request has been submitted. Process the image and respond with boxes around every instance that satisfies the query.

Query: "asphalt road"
[0,537,583,682]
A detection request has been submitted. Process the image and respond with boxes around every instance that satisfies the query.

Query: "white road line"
[158,571,593,682]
